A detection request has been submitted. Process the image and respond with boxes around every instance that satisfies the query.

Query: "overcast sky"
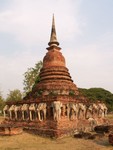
[0,0,113,98]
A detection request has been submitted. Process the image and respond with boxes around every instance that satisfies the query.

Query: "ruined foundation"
[2,15,108,138]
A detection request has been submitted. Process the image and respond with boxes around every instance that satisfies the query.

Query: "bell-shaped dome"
[43,49,66,68]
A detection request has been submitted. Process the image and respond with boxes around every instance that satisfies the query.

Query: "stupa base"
[1,117,107,138]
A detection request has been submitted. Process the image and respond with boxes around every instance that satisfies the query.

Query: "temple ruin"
[2,15,108,137]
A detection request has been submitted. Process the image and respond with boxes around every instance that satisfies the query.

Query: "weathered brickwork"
[2,15,108,137]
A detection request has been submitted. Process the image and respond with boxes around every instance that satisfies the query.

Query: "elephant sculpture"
[86,104,94,118]
[37,103,47,121]
[98,103,108,118]
[102,103,108,117]
[29,103,37,121]
[78,103,86,119]
[14,105,22,120]
[51,101,62,121]
[86,103,99,118]
[67,103,79,120]
[3,105,10,119]
[21,104,29,120]
[9,105,15,120]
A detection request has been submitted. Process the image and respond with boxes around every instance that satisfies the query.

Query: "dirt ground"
[0,116,113,150]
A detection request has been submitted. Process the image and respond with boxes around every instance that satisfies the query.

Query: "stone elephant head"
[67,103,79,120]
[3,105,10,118]
[51,101,62,121]
[37,103,47,121]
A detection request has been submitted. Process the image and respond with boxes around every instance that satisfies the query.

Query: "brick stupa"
[28,15,79,101]
[25,15,82,137]
[2,15,108,138]
[5,15,87,138]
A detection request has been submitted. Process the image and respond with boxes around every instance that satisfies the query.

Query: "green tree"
[23,60,43,94]
[6,89,23,102]
[79,88,113,111]
[0,92,5,111]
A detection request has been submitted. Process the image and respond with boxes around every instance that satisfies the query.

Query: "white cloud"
[0,0,82,47]
[65,31,113,92]
[0,49,44,98]
[0,0,113,98]
[0,0,83,97]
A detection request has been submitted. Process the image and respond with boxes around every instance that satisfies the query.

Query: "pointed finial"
[48,14,59,47]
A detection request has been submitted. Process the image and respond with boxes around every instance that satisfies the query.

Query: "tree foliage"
[79,88,113,111]
[0,92,5,111]
[6,89,23,102]
[23,61,43,94]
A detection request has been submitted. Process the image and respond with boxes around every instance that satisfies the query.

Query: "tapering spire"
[48,14,59,47]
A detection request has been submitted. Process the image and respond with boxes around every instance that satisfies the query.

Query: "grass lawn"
[0,116,113,150]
